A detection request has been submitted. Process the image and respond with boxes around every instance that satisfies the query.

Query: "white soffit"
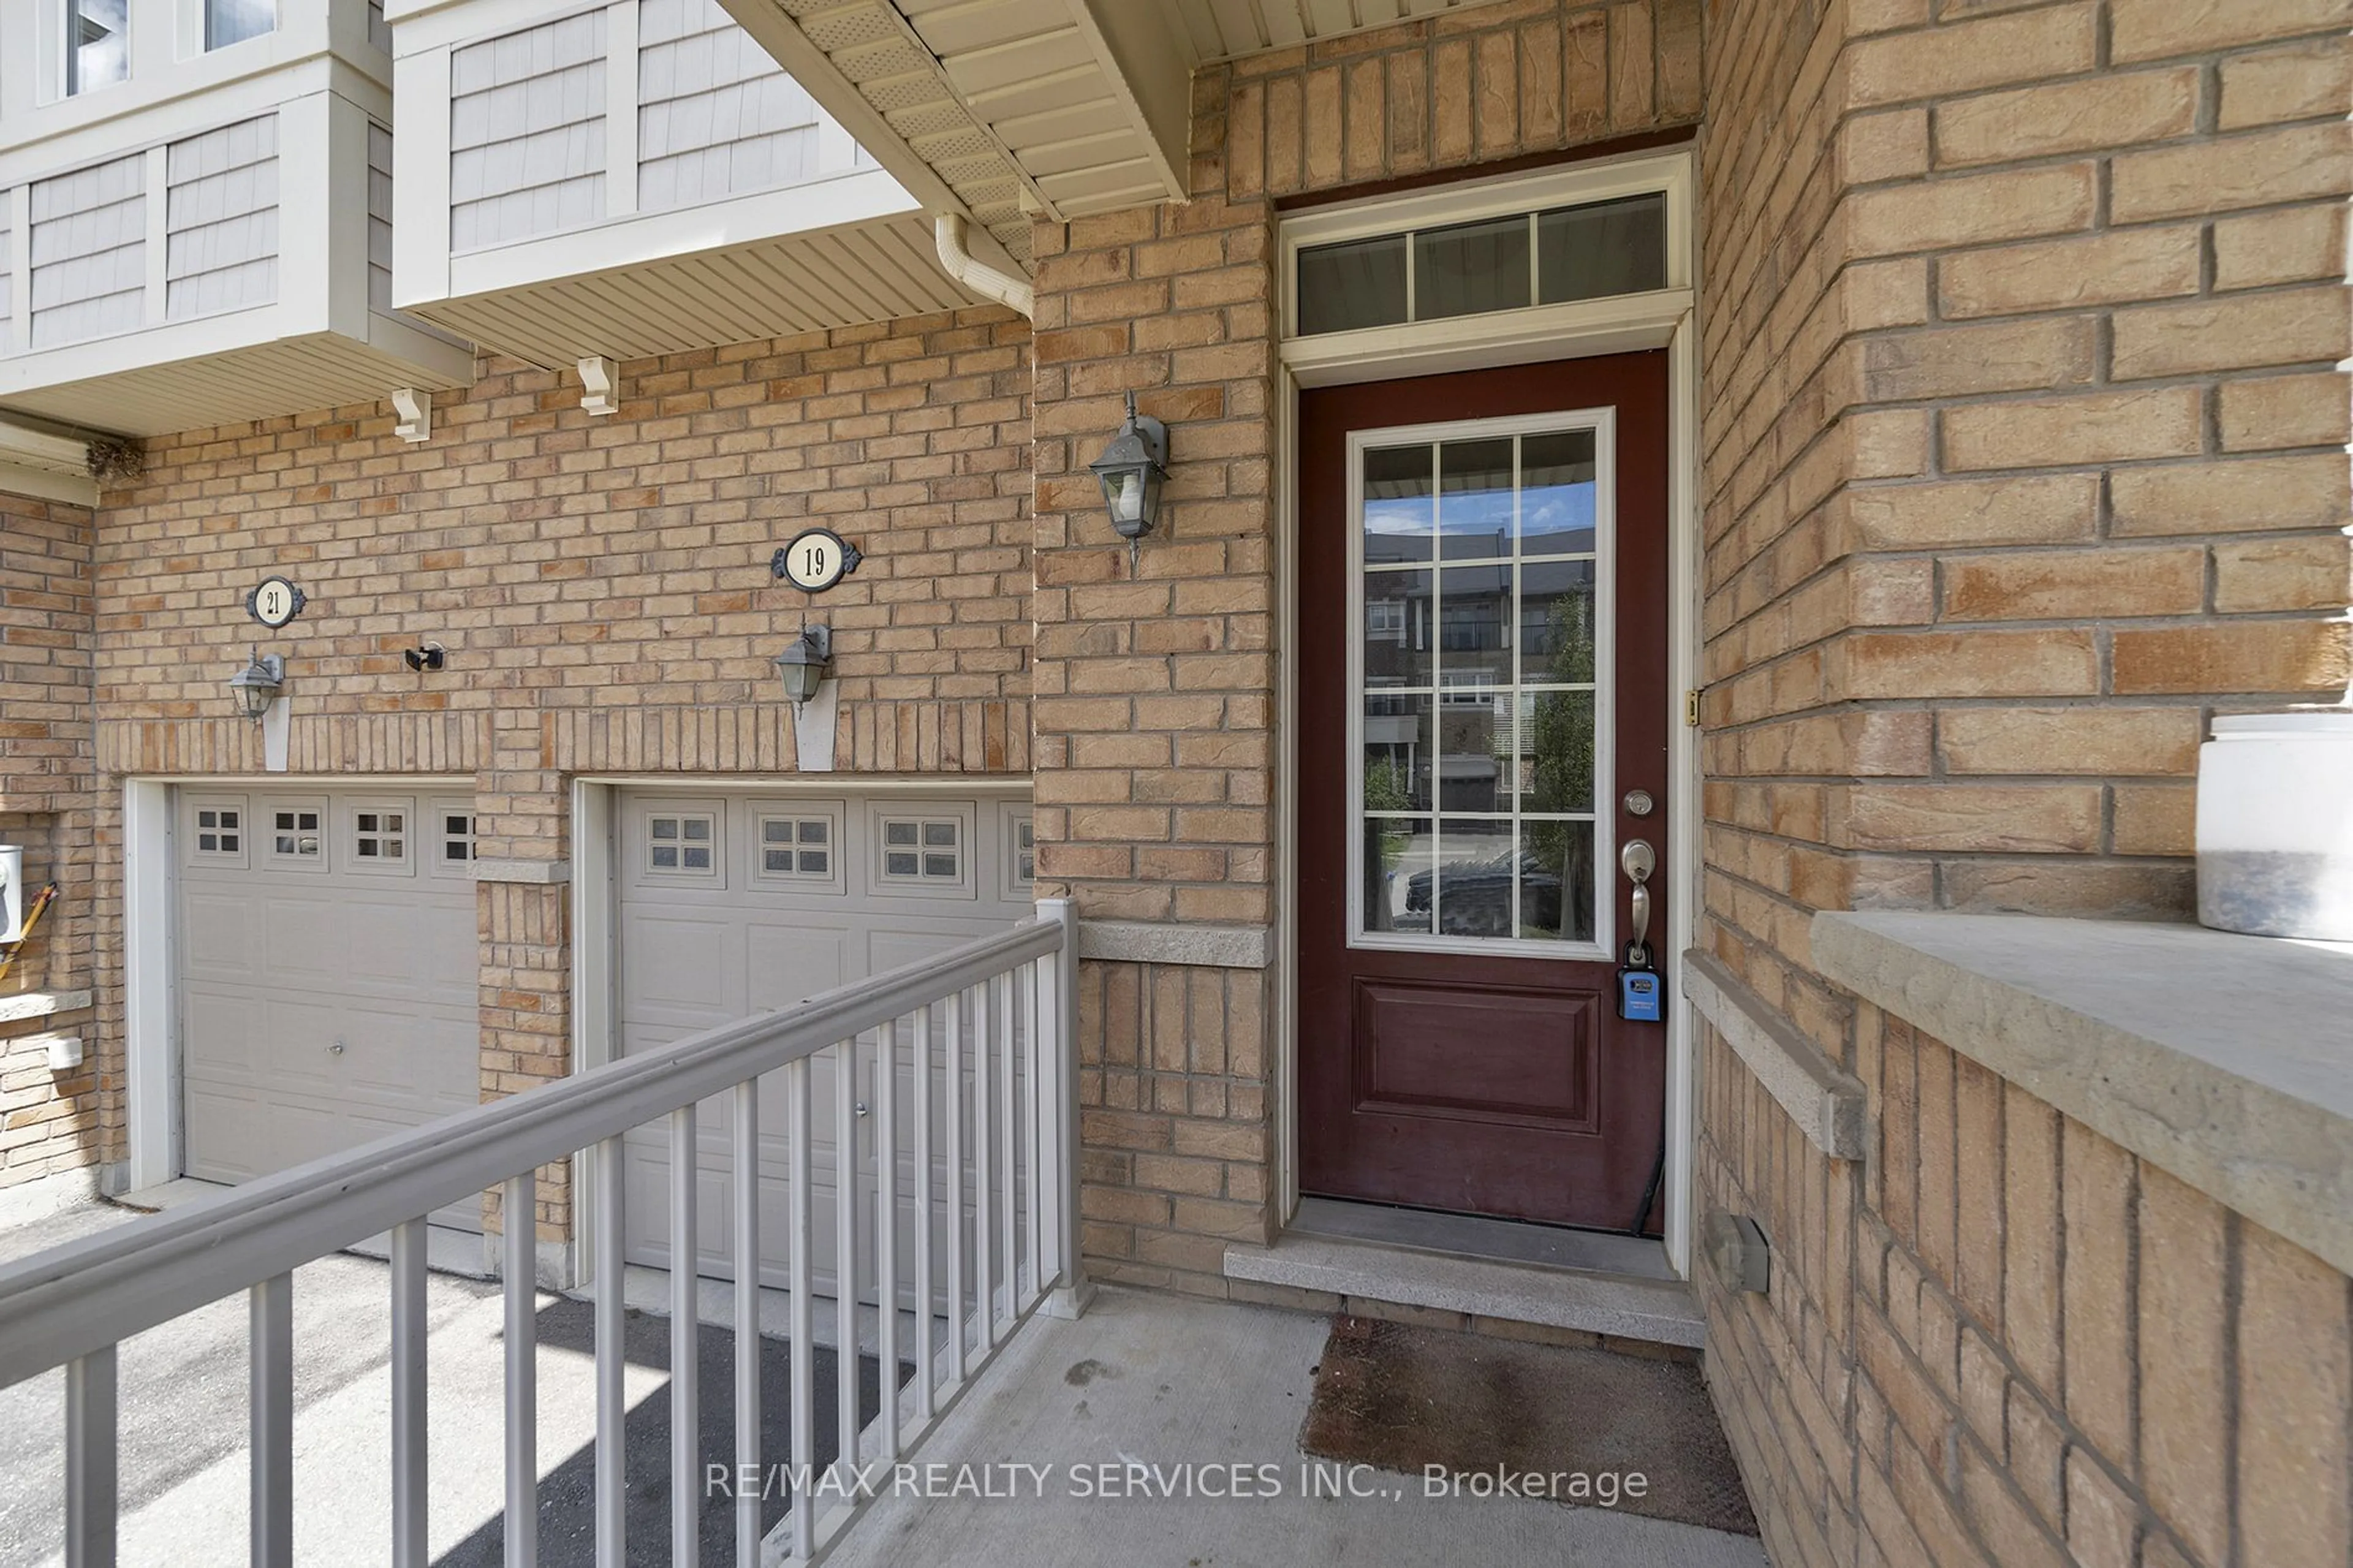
[1172,0,1495,61]
[717,0,1200,263]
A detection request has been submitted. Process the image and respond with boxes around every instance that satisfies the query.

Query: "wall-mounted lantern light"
[774,624,833,710]
[1087,390,1169,570]
[229,647,285,721]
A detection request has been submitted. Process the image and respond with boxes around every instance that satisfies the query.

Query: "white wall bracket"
[578,357,620,416]
[390,388,431,443]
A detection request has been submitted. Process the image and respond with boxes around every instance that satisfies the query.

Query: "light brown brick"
[2112,0,2353,64]
[1839,474,2098,551]
[2238,1224,2353,1567]
[2111,121,2351,221]
[1938,228,2201,319]
[2219,371,2353,453]
[1839,784,2103,852]
[2112,783,2194,855]
[2213,536,2352,613]
[2214,204,2348,290]
[1938,546,2205,622]
[1938,706,2204,776]
[2060,1119,2135,1465]
[1842,4,2099,107]
[1933,69,2198,167]
[2110,287,2351,381]
[2112,619,2353,695]
[2220,37,2353,127]
[1860,318,2096,402]
[2138,1167,2230,1565]
[1843,164,2096,256]
[1836,629,2099,699]
[2111,453,2351,536]
[1941,387,2203,471]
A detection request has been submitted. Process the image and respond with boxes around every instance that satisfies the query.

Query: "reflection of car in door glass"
[1403,850,1564,937]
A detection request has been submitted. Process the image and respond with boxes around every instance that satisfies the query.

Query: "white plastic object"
[0,846,21,944]
[2196,710,2353,941]
[44,1034,83,1072]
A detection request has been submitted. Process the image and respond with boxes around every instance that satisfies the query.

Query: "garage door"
[616,789,1036,1297]
[178,787,481,1228]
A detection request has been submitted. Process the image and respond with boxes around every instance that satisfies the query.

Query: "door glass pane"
[1520,430,1597,555]
[1522,690,1597,814]
[1537,193,1667,305]
[1363,694,1434,815]
[1362,814,1434,934]
[1363,444,1433,565]
[1362,567,1430,689]
[1520,559,1598,682]
[1354,420,1609,953]
[1517,820,1597,942]
[1415,215,1531,321]
[1298,234,1408,335]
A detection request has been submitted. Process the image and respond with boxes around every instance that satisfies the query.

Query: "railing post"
[594,1137,626,1568]
[64,1344,116,1568]
[250,1274,295,1568]
[504,1173,539,1568]
[1036,899,1091,1319]
[390,1219,428,1568]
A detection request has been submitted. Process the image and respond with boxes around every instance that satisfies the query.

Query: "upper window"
[64,0,129,96]
[1295,192,1665,338]
[267,803,325,866]
[646,811,718,876]
[756,812,839,887]
[206,0,274,50]
[349,805,411,871]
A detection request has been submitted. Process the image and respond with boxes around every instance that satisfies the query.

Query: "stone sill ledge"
[0,990,93,1025]
[1812,911,2353,1279]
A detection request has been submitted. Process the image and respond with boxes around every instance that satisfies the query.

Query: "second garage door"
[615,789,1036,1295]
[177,786,482,1227]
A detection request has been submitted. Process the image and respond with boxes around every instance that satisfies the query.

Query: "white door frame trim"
[1274,146,1703,1277]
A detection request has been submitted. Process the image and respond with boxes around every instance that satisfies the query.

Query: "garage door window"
[436,810,474,869]
[268,803,325,866]
[350,805,411,871]
[647,811,718,876]
[882,817,960,882]
[756,811,840,889]
[1001,806,1035,897]
[189,799,246,864]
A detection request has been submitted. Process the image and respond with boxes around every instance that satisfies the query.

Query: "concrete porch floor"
[824,1286,1766,1568]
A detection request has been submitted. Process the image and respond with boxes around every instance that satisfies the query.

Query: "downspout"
[935,213,1034,319]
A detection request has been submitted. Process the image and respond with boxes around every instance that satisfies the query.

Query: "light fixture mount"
[773,624,834,709]
[1086,390,1170,572]
[229,647,285,722]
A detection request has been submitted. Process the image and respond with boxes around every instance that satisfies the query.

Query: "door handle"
[1620,839,1656,966]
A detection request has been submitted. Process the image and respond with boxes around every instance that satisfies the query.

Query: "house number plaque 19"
[772,528,862,593]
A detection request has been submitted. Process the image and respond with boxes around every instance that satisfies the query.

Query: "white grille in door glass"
[1357,423,1604,951]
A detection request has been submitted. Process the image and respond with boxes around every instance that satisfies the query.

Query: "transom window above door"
[1297,192,1666,338]
[1353,413,1613,958]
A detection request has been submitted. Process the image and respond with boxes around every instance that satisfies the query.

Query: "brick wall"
[0,493,99,1195]
[1692,0,2353,1561]
[1697,1007,2352,1568]
[1030,0,1704,1293]
[1697,0,2353,1032]
[63,306,1029,1218]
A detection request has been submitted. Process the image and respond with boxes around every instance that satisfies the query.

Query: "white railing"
[0,899,1085,1568]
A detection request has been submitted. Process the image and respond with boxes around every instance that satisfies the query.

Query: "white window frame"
[752,804,845,893]
[999,803,1036,901]
[869,803,976,900]
[183,793,248,868]
[1346,407,1616,964]
[343,796,416,876]
[262,795,329,871]
[640,803,724,884]
[428,798,476,879]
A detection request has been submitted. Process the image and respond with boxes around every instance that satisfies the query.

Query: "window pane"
[1430,817,1517,938]
[1521,560,1598,683]
[1414,215,1530,321]
[1523,691,1597,814]
[922,822,957,847]
[885,821,917,846]
[1438,437,1514,561]
[1362,444,1433,565]
[1537,194,1667,305]
[1298,235,1408,335]
[1362,816,1434,934]
[1520,430,1597,555]
[1363,568,1430,689]
[68,0,128,94]
[206,0,273,49]
[1436,563,1510,665]
[1363,694,1433,816]
[1435,686,1510,816]
[800,820,827,844]
[763,819,792,843]
[1517,820,1596,942]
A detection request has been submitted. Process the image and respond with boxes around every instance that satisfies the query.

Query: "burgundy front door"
[1298,351,1671,1232]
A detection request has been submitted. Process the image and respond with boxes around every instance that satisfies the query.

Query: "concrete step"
[1223,1231,1705,1350]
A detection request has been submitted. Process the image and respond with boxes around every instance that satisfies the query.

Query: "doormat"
[1300,1315,1758,1537]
